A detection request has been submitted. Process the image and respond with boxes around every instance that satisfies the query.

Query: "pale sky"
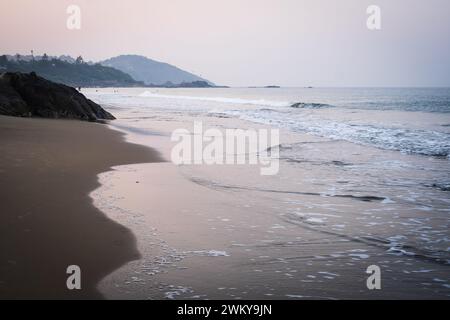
[1,0,449,87]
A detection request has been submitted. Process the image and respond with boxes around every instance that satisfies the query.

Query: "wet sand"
[0,115,162,299]
[94,114,450,300]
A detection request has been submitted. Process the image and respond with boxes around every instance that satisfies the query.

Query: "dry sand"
[0,115,162,299]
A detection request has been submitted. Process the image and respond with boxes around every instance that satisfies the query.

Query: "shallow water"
[85,87,450,299]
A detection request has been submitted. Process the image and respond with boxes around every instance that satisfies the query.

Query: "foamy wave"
[139,91,291,107]
[225,109,450,158]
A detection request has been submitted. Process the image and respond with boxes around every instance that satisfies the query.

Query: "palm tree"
[0,55,8,65]
[75,55,84,64]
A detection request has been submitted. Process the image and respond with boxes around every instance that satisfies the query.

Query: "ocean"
[87,87,450,158]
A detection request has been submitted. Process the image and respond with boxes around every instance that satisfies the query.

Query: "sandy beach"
[0,115,162,299]
[1,86,449,300]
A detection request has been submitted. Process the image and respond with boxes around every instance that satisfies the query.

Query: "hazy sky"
[1,0,449,86]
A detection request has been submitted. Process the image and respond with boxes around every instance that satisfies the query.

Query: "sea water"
[87,87,450,158]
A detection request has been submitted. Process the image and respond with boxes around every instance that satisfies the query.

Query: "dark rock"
[290,102,331,109]
[0,72,115,121]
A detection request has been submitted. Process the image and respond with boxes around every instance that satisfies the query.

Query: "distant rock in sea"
[290,102,331,109]
[147,80,213,88]
[0,72,115,121]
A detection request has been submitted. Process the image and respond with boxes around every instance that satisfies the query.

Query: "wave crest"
[139,91,290,107]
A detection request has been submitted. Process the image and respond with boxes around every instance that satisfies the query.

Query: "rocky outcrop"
[0,72,115,121]
[290,102,331,109]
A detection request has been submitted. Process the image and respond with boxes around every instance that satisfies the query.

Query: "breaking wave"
[138,91,291,107]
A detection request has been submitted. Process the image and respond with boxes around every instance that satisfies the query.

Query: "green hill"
[0,55,144,87]
[101,55,213,86]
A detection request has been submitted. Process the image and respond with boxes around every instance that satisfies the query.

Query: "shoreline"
[92,106,450,300]
[0,115,162,299]
[2,101,449,299]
